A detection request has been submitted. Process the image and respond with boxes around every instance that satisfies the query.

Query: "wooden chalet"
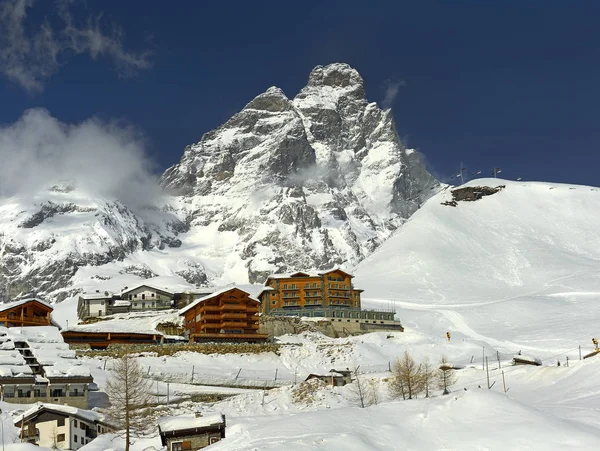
[179,287,267,343]
[61,330,164,350]
[0,299,53,328]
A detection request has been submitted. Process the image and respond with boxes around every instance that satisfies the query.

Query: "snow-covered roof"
[0,326,91,379]
[121,283,176,296]
[64,319,164,336]
[179,286,260,315]
[0,298,53,313]
[113,300,131,307]
[14,402,114,426]
[158,413,225,433]
[266,271,319,280]
[79,292,113,300]
[264,267,354,282]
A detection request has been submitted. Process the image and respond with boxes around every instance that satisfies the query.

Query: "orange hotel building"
[258,268,363,314]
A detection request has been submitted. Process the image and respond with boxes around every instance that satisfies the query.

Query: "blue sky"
[1,0,599,186]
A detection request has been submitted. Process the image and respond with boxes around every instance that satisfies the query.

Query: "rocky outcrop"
[442,185,505,207]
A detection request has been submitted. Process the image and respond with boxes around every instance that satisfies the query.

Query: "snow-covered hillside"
[355,179,600,356]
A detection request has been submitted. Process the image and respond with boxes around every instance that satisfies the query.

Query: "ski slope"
[355,179,600,357]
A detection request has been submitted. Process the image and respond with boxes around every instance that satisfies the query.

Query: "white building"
[0,327,94,409]
[14,403,116,449]
[120,284,176,311]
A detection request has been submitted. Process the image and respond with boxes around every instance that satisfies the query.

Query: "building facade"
[179,287,267,343]
[15,403,115,449]
[158,413,226,451]
[0,327,94,409]
[0,299,53,327]
[77,285,215,321]
[259,268,363,314]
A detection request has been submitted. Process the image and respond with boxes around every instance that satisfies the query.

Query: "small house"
[158,413,226,451]
[14,402,116,449]
[305,371,349,387]
[0,299,53,328]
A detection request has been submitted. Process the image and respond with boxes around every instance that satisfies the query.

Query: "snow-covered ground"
[6,179,600,450]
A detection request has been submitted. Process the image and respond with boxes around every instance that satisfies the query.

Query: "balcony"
[222,312,247,320]
[221,304,243,311]
[222,321,247,328]
[201,305,221,313]
[246,306,260,313]
[203,314,221,320]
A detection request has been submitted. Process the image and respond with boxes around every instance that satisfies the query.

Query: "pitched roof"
[0,298,53,313]
[0,326,91,380]
[158,413,225,434]
[121,283,175,296]
[14,402,115,427]
[179,286,260,315]
[79,292,114,300]
[263,267,355,283]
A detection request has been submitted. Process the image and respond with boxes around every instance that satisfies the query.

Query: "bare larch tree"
[436,355,457,395]
[105,355,153,451]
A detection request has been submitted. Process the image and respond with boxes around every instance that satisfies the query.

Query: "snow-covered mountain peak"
[306,63,365,95]
[161,63,440,282]
[244,86,292,112]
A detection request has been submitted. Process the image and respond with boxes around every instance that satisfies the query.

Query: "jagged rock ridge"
[161,63,441,282]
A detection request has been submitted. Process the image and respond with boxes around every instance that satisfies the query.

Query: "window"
[97,425,101,432]
[172,441,192,451]
[210,437,220,444]
[142,294,146,300]
[152,293,155,297]
[291,283,296,289]
[304,283,309,288]
[134,294,138,298]
[57,434,65,442]
[80,422,86,430]
[57,418,65,427]
[283,284,287,289]
[272,301,276,305]
[74,435,78,443]
[134,303,138,307]
[74,420,78,428]
[312,283,317,288]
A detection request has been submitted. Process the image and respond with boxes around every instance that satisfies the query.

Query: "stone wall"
[166,432,222,450]
[260,315,338,339]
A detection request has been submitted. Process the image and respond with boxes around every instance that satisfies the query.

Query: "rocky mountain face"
[161,63,440,283]
[0,187,187,302]
[0,63,440,302]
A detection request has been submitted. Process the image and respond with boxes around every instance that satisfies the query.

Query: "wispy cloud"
[0,0,151,92]
[381,78,406,110]
[0,108,160,208]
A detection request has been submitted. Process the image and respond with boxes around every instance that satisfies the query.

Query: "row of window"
[281,282,350,290]
[128,293,158,300]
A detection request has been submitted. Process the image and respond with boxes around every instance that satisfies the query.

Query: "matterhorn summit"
[162,63,440,282]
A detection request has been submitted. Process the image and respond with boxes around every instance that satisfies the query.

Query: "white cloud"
[381,78,406,110]
[0,0,151,92]
[0,108,161,207]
